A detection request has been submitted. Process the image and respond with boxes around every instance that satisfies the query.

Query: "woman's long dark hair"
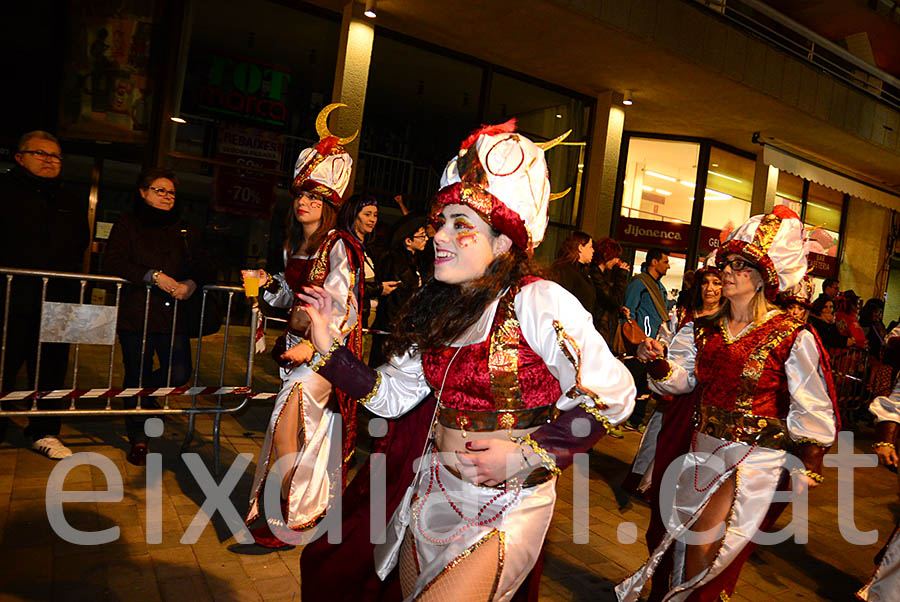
[384,245,546,356]
[284,197,337,256]
[337,193,377,247]
[553,231,591,267]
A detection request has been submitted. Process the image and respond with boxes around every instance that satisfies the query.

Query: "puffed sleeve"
[870,384,900,425]
[313,345,432,418]
[319,240,359,342]
[262,250,294,309]
[784,329,837,446]
[515,280,635,421]
[514,281,634,473]
[648,322,698,396]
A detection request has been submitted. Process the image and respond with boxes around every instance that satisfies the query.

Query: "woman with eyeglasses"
[239,130,367,549]
[105,167,214,466]
[297,122,635,601]
[618,207,839,602]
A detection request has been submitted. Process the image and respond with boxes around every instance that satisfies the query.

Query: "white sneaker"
[32,436,73,460]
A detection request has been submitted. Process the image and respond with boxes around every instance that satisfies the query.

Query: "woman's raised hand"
[454,439,527,487]
[296,285,335,354]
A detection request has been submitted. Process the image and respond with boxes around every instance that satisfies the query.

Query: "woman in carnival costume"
[617,206,840,601]
[298,120,636,600]
[241,104,366,548]
[622,265,724,499]
[858,384,900,601]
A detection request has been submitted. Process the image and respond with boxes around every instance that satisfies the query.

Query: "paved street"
[1,332,898,601]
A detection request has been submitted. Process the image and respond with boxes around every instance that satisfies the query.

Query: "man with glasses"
[0,130,89,459]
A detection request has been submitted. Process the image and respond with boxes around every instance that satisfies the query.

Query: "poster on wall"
[59,1,156,144]
[211,126,284,220]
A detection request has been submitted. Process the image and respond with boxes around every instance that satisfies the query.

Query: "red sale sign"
[211,125,283,219]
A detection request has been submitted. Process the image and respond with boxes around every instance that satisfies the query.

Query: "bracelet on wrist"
[872,441,896,451]
[793,469,824,483]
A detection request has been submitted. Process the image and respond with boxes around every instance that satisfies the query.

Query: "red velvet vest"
[421,283,562,414]
[694,312,805,418]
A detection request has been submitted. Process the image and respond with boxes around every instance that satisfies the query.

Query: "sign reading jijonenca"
[616,217,691,251]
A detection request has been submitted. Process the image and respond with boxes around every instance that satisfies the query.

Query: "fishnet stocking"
[415,531,503,602]
[399,531,421,598]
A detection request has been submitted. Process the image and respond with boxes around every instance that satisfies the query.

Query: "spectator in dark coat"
[104,167,214,465]
[589,236,631,346]
[808,295,848,349]
[0,130,89,459]
[369,214,428,367]
[552,231,595,312]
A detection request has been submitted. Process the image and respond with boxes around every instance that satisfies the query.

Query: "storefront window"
[699,147,754,262]
[620,138,699,225]
[805,182,842,258]
[775,172,803,214]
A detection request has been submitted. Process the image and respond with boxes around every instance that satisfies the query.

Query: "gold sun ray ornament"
[534,129,572,151]
[315,103,359,145]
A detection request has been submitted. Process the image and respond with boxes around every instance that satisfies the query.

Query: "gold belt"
[695,403,791,449]
[437,404,558,432]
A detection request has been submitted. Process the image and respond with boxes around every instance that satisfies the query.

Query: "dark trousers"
[625,357,650,426]
[119,332,191,444]
[1,310,68,441]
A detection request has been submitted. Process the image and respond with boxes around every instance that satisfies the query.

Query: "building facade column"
[331,1,375,196]
[750,153,778,215]
[839,196,891,299]
[579,91,625,238]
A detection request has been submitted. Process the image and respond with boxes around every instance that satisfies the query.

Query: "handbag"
[180,229,223,338]
[621,318,647,355]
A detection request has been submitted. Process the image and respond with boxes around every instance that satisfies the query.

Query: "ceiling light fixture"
[622,90,633,106]
[170,116,186,124]
[364,0,377,18]
[708,170,742,183]
[645,170,676,182]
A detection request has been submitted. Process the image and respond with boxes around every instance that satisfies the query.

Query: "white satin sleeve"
[515,280,635,424]
[785,329,837,445]
[887,324,900,344]
[648,322,698,396]
[870,382,900,424]
[364,350,433,419]
[262,271,294,308]
[321,240,359,343]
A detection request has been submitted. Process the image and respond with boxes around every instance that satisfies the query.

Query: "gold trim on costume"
[648,360,674,383]
[416,528,505,600]
[310,338,342,372]
[580,403,612,432]
[518,434,562,477]
[552,320,609,409]
[489,291,524,410]
[359,372,382,406]
[723,314,802,415]
[695,403,791,449]
[792,436,828,449]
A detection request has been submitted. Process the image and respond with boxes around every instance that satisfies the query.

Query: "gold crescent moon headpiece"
[315,103,359,146]
[535,129,572,151]
[548,187,572,202]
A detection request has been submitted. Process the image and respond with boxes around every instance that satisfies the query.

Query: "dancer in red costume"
[240,104,365,548]
[298,121,636,601]
[617,207,839,602]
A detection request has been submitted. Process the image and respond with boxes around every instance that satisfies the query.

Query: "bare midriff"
[434,423,540,457]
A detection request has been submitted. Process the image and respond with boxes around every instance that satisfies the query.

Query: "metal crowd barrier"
[825,345,871,425]
[0,267,267,474]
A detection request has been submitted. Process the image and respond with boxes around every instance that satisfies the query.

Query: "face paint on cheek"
[457,231,478,247]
